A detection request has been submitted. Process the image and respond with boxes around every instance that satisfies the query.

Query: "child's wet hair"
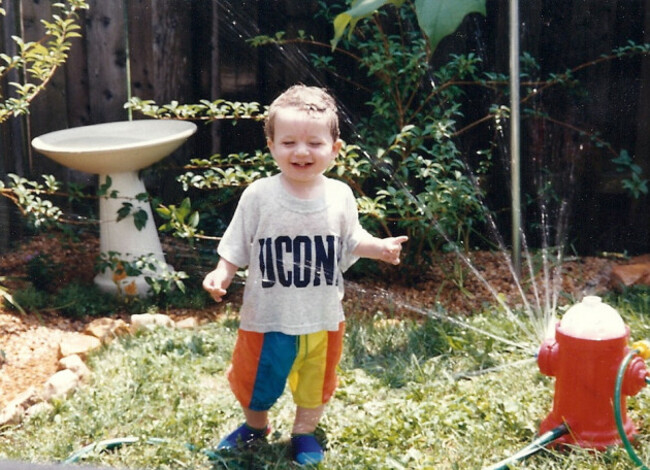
[264,84,340,141]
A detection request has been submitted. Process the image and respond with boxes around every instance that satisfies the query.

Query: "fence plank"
[1,1,27,177]
[23,0,69,178]
[152,0,193,104]
[0,1,29,251]
[65,10,91,129]
[150,0,196,203]
[210,2,221,154]
[127,0,154,101]
[86,0,129,123]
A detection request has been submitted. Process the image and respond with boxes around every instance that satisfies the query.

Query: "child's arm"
[353,235,408,265]
[202,257,239,302]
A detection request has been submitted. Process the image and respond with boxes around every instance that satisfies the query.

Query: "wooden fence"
[0,0,311,252]
[0,0,649,254]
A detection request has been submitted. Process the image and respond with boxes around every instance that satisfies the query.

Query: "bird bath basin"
[32,120,197,296]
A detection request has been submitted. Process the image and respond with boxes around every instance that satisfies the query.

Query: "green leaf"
[124,262,141,277]
[414,0,486,52]
[156,206,171,219]
[331,0,485,53]
[117,202,132,222]
[180,197,192,215]
[0,284,26,315]
[133,209,149,231]
[188,211,200,228]
[332,0,405,50]
[97,175,113,196]
[612,149,632,167]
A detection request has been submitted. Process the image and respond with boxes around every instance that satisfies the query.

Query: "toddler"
[203,84,407,465]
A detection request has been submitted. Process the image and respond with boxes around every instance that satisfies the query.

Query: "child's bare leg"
[244,407,269,429]
[291,405,326,464]
[292,404,325,434]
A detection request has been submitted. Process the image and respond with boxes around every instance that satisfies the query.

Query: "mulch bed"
[0,232,624,408]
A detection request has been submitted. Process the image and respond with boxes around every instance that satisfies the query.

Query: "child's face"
[267,108,341,189]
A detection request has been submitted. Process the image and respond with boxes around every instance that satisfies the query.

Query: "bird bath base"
[94,172,171,296]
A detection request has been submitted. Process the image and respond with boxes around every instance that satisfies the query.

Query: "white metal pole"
[510,0,521,276]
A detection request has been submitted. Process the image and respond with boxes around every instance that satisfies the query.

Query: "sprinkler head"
[560,295,625,340]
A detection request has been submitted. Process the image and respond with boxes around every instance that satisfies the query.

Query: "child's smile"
[267,107,342,198]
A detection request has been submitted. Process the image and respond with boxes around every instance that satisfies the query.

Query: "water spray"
[486,295,650,469]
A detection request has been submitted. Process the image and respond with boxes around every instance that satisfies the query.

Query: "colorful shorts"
[227,322,345,411]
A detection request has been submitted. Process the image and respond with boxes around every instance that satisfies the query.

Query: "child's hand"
[202,258,238,303]
[203,269,230,302]
[380,235,408,265]
[202,269,229,302]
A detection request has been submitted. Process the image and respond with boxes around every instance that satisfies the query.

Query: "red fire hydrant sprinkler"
[537,296,648,449]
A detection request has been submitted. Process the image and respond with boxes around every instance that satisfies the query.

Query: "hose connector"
[631,340,650,360]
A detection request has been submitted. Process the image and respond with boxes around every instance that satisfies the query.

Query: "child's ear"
[332,139,343,154]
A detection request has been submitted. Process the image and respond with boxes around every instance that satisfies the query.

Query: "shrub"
[142,2,490,266]
[10,286,49,312]
[26,253,62,292]
[53,282,118,318]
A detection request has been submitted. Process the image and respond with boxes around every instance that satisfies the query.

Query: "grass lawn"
[1,288,650,469]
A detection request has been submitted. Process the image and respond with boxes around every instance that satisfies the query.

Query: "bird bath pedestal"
[32,120,197,296]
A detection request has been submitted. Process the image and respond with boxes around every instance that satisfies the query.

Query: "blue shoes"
[291,433,324,465]
[216,423,271,450]
[213,424,324,466]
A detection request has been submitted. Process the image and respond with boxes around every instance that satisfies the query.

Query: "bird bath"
[32,119,197,296]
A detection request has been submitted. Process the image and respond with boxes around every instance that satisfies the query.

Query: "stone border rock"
[0,313,198,427]
[610,254,650,289]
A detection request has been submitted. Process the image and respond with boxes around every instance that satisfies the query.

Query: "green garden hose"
[614,349,650,470]
[62,436,167,464]
[483,423,569,470]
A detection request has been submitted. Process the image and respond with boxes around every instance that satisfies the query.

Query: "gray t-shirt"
[218,174,369,334]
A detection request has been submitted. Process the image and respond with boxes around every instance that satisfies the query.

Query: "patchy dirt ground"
[0,233,622,409]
